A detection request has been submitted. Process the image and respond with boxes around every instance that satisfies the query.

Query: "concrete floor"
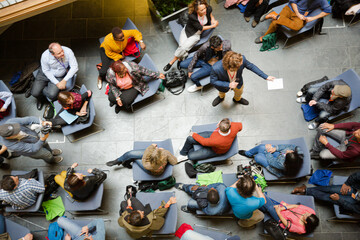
[0,0,359,239]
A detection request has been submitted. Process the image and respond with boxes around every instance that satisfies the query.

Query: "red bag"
[123,37,140,58]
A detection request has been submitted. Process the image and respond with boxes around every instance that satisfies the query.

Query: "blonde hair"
[188,0,208,14]
[219,118,231,133]
[222,51,243,71]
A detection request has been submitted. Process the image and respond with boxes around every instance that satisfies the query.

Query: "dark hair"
[236,175,255,198]
[284,149,303,177]
[188,0,209,14]
[57,92,74,107]
[1,176,16,191]
[110,60,126,75]
[209,36,222,48]
[304,214,319,233]
[84,238,91,240]
[128,210,142,226]
[66,174,85,191]
[219,118,231,133]
[207,188,219,204]
[111,27,122,38]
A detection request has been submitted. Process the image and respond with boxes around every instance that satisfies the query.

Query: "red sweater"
[325,122,360,161]
[192,122,243,154]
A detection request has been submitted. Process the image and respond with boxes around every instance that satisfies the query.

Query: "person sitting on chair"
[0,215,33,240]
[239,144,303,178]
[292,171,360,215]
[178,118,242,162]
[0,91,12,119]
[243,0,269,28]
[57,217,105,240]
[255,0,331,43]
[106,60,165,114]
[54,162,107,201]
[296,80,351,129]
[118,196,177,239]
[175,182,230,215]
[106,143,177,175]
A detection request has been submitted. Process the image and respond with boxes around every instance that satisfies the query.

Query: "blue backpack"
[301,104,320,121]
[47,222,64,240]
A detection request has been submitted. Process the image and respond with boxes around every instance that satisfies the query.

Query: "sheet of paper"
[267,78,283,90]
[59,110,78,124]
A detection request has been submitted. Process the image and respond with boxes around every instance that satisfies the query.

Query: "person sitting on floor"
[50,90,92,127]
[54,162,107,201]
[0,91,12,120]
[226,175,266,229]
[239,144,303,178]
[118,196,177,239]
[310,122,360,161]
[106,60,165,114]
[292,171,360,215]
[260,194,319,235]
[57,217,105,240]
[175,182,230,215]
[296,80,351,129]
[98,26,146,90]
[178,118,242,162]
[179,35,231,93]
[255,0,331,43]
[106,143,177,175]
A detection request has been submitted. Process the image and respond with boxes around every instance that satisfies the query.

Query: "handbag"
[124,185,137,200]
[301,104,319,121]
[260,33,279,52]
[164,70,187,95]
[264,219,290,240]
[43,104,55,120]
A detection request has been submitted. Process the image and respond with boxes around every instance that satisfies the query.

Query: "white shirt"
[0,91,12,109]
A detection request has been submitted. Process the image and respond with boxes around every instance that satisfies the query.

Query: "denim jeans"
[57,217,105,240]
[0,214,5,234]
[307,185,354,204]
[180,58,212,86]
[180,131,218,161]
[259,194,281,222]
[116,149,145,164]
[245,144,272,168]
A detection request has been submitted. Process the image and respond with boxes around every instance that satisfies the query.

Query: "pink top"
[116,72,133,90]
[279,201,316,234]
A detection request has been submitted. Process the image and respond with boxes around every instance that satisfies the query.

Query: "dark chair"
[0,80,16,122]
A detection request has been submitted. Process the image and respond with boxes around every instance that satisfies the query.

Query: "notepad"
[59,110,78,124]
[267,78,284,90]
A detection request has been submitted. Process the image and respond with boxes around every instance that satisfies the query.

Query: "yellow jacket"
[100,29,142,61]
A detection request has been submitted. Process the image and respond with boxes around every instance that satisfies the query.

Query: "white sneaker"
[187,84,203,93]
[297,91,303,97]
[177,154,188,161]
[296,97,306,103]
[308,122,319,130]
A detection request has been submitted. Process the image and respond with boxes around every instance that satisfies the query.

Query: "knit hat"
[333,85,351,97]
[0,124,20,137]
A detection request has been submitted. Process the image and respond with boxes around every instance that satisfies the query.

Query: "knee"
[31,87,41,98]
[258,145,266,152]
[46,91,59,101]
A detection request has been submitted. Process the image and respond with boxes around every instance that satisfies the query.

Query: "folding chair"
[260,137,312,183]
[0,80,16,122]
[132,139,174,182]
[136,191,177,236]
[193,225,241,240]
[5,218,31,240]
[53,84,104,143]
[191,122,239,164]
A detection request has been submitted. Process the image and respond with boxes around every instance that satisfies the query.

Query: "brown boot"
[291,184,306,195]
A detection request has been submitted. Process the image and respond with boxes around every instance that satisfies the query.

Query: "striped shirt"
[0,178,45,210]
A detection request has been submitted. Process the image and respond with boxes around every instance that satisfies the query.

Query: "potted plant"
[148,0,193,21]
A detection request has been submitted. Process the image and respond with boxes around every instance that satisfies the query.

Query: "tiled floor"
[0,0,359,239]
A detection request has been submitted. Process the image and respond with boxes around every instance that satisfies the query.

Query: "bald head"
[48,42,64,59]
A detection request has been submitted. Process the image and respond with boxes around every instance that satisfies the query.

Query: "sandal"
[181,205,191,213]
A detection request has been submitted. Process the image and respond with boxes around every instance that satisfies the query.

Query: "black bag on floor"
[264,219,290,240]
[44,174,59,200]
[164,70,187,95]
[124,185,137,200]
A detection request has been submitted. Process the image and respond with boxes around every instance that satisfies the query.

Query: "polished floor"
[0,0,359,239]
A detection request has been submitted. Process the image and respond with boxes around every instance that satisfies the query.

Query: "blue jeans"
[245,144,277,168]
[116,149,151,173]
[180,131,218,161]
[57,217,105,240]
[180,57,212,86]
[0,214,5,234]
[259,194,281,222]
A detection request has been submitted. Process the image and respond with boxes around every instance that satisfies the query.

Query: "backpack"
[157,176,176,191]
[194,163,216,173]
[301,104,319,122]
[47,222,64,240]
[10,62,40,93]
[164,70,187,95]
[260,33,279,52]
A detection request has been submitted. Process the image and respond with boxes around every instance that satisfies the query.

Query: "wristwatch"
[139,40,144,43]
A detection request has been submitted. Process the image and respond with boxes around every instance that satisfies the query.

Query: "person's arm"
[305,11,330,22]
[210,67,230,89]
[290,2,306,20]
[105,68,122,100]
[0,145,8,155]
[41,52,60,85]
[333,122,360,131]
[0,91,12,110]
[165,150,178,165]
[243,58,269,80]
[131,61,160,80]
[76,101,89,116]
[62,48,78,82]
[192,132,218,147]
[202,13,218,31]
[28,179,45,194]
[86,219,105,239]
[315,97,348,114]
[18,233,33,240]
[324,142,360,160]
[229,180,239,188]
[312,81,332,101]
[188,44,207,73]
[128,29,143,43]
[274,144,296,152]
[274,205,290,227]
[255,184,266,204]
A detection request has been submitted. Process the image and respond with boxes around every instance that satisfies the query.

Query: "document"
[59,110,78,124]
[267,78,283,90]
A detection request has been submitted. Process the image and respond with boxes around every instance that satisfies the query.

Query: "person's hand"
[340,183,351,195]
[42,121,52,127]
[40,133,49,141]
[127,198,132,206]
[71,162,78,168]
[212,20,219,28]
[258,0,263,4]
[330,193,340,201]
[309,100,317,106]
[320,123,334,132]
[64,234,71,240]
[188,72,193,78]
[229,81,238,89]
[23,233,33,240]
[139,41,146,50]
[80,226,89,236]
[265,144,275,153]
[274,205,281,212]
[168,196,177,204]
[319,135,329,145]
[158,73,165,79]
[117,98,123,107]
[56,79,67,90]
[297,14,306,20]
[266,76,276,81]
[76,111,87,116]
[0,107,6,112]
[87,168,93,174]
[305,16,315,22]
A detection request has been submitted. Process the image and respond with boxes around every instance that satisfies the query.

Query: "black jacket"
[185,6,212,38]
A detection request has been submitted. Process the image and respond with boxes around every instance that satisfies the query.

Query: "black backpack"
[164,70,187,95]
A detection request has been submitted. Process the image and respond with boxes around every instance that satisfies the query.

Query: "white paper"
[267,78,283,90]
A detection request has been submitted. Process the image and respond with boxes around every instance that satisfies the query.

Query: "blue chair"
[132,139,174,182]
[136,191,177,236]
[0,80,16,122]
[99,18,141,62]
[53,84,104,143]
[270,3,324,48]
[347,7,360,26]
[32,69,76,93]
[327,175,360,222]
[131,53,164,112]
[61,219,92,240]
[5,218,31,240]
[193,225,240,240]
[191,122,239,164]
[5,170,45,213]
[260,137,312,182]
[168,19,215,48]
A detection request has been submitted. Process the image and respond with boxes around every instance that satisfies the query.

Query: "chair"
[270,3,324,48]
[260,137,312,183]
[327,175,360,222]
[57,170,107,215]
[168,19,215,48]
[62,219,91,239]
[53,84,104,143]
[191,122,239,164]
[0,80,16,122]
[136,191,177,236]
[99,18,141,62]
[262,191,316,238]
[346,4,360,26]
[5,218,31,240]
[131,53,164,112]
[5,170,45,213]
[193,225,241,240]
[132,139,174,182]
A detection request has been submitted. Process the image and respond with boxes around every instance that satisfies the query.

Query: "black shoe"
[233,98,249,105]
[181,205,192,213]
[310,152,321,160]
[163,63,172,72]
[0,163,10,170]
[106,160,119,167]
[36,100,44,110]
[177,61,181,70]
[212,96,224,107]
[24,88,31,98]
[174,183,184,190]
[238,150,249,157]
[115,106,121,114]
[122,161,132,169]
[109,102,115,107]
